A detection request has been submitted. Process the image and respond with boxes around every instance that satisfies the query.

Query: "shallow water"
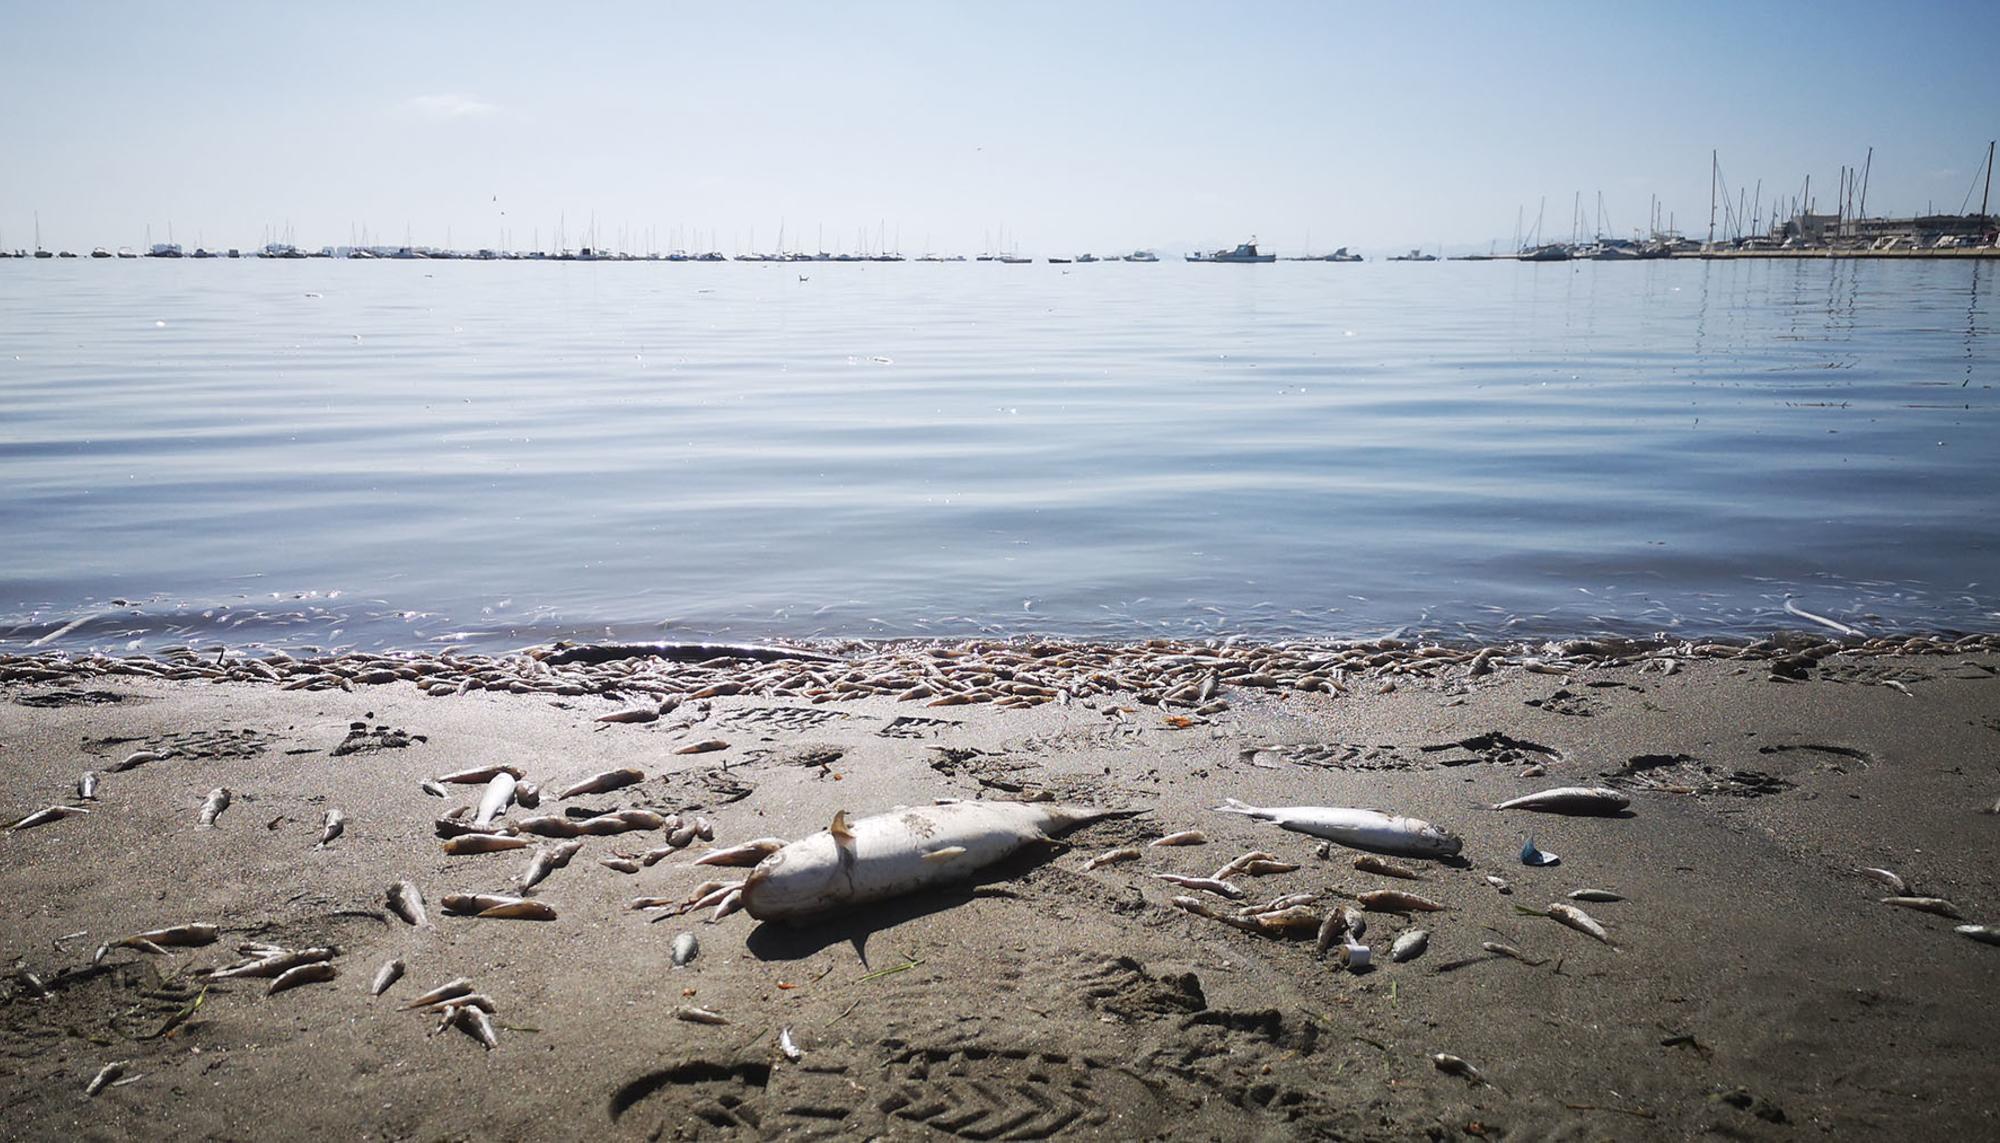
[1,256,1994,654]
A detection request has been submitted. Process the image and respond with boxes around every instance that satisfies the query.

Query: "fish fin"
[829,810,853,840]
[921,846,967,863]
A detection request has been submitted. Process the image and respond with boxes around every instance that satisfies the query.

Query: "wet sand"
[2,638,1997,1140]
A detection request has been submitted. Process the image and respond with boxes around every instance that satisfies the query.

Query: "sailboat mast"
[1708,150,1718,245]
[1982,140,1995,218]
[1858,146,1873,219]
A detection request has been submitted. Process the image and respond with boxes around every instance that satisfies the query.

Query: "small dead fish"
[84,1060,130,1097]
[1391,930,1430,962]
[129,923,219,948]
[600,857,642,873]
[696,838,789,867]
[1520,836,1560,867]
[1155,873,1244,899]
[443,892,526,915]
[514,781,541,808]
[640,844,679,866]
[675,1005,729,1025]
[1567,889,1624,903]
[77,772,100,800]
[1431,1053,1488,1086]
[425,992,497,1014]
[212,947,335,979]
[671,932,699,967]
[454,1004,499,1049]
[402,977,475,1009]
[1314,910,1348,955]
[109,750,168,772]
[1150,830,1208,847]
[1492,786,1630,815]
[1358,890,1447,913]
[595,706,659,724]
[473,773,517,827]
[1544,902,1617,946]
[1882,896,1963,920]
[666,824,698,848]
[1481,941,1547,966]
[1486,875,1512,894]
[515,814,584,838]
[1354,855,1424,880]
[478,900,558,921]
[554,767,645,800]
[1246,892,1319,914]
[387,881,428,926]
[1238,859,1301,876]
[315,808,345,848]
[522,839,584,889]
[267,962,338,995]
[197,787,232,827]
[1082,846,1141,871]
[1955,925,2000,946]
[1860,867,1909,895]
[694,816,715,841]
[577,813,648,836]
[1341,906,1366,940]
[616,809,667,829]
[675,739,731,755]
[436,764,525,785]
[370,958,405,996]
[442,833,532,855]
[420,780,448,798]
[709,888,744,922]
[1212,850,1279,879]
[8,805,89,830]
[778,1026,802,1062]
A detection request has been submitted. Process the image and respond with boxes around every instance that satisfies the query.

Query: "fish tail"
[1214,798,1259,816]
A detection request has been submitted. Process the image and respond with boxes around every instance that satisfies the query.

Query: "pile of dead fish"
[381,975,500,1050]
[4,630,1992,712]
[1864,866,2000,948]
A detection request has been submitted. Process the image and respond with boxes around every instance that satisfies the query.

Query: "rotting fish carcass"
[1214,798,1461,859]
[1491,786,1631,816]
[371,958,406,997]
[522,839,584,889]
[387,881,429,927]
[315,808,345,848]
[267,962,338,995]
[197,787,232,828]
[554,767,645,800]
[473,773,517,828]
[695,838,789,867]
[1080,846,1141,872]
[1358,890,1447,913]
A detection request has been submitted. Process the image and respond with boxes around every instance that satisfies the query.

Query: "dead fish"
[1486,875,1513,895]
[370,958,405,997]
[665,824,698,848]
[1315,910,1348,955]
[453,1004,500,1049]
[267,962,338,995]
[617,809,667,830]
[196,787,232,828]
[671,932,699,967]
[1246,892,1319,914]
[577,814,648,836]
[1491,786,1630,816]
[675,1005,729,1025]
[424,992,497,1014]
[522,839,584,889]
[77,772,100,801]
[1431,1053,1488,1086]
[1150,830,1208,847]
[420,780,448,798]
[1860,867,1909,895]
[696,838,789,867]
[442,833,533,855]
[109,749,168,772]
[478,900,558,921]
[1354,855,1424,880]
[1155,873,1245,899]
[1358,890,1447,913]
[514,781,541,808]
[515,814,584,838]
[212,947,335,979]
[442,892,525,915]
[600,857,642,874]
[8,805,89,831]
[595,706,659,724]
[129,923,219,948]
[1391,930,1430,962]
[1520,836,1560,867]
[693,817,715,841]
[434,816,516,840]
[675,739,730,754]
[436,764,525,785]
[709,888,744,922]
[639,844,679,867]
[1341,906,1366,940]
[778,1026,802,1062]
[1082,846,1142,871]
[387,880,428,927]
[1238,858,1300,876]
[84,1060,130,1097]
[1215,798,1461,858]
[402,977,474,1009]
[1882,896,1963,920]
[315,808,345,848]
[1212,850,1280,879]
[1544,902,1617,946]
[1955,925,2000,946]
[1481,941,1547,966]
[1568,889,1624,903]
[473,773,517,827]
[554,767,645,800]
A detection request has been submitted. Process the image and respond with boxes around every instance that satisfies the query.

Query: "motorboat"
[1121,250,1158,262]
[1189,239,1275,263]
[1517,244,1570,262]
[1388,248,1439,262]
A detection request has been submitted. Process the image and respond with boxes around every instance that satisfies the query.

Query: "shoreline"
[3,638,1997,1138]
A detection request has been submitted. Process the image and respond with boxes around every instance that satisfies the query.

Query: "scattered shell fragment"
[420,780,447,798]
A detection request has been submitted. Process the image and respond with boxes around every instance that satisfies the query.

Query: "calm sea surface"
[1,257,1994,655]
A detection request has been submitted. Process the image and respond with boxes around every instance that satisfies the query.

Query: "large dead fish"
[741,802,1137,922]
[554,768,644,799]
[473,774,517,828]
[1213,798,1461,858]
[1491,787,1630,816]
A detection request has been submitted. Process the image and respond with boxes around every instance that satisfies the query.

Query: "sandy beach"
[2,636,1996,1140]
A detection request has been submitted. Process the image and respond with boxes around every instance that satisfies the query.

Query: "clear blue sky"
[3,0,1995,255]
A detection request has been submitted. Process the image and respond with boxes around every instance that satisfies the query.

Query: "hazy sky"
[3,1,1996,255]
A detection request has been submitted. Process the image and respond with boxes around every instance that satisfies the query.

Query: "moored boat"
[1190,239,1276,263]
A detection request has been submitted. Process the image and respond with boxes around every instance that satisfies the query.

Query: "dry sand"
[2,640,1997,1140]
